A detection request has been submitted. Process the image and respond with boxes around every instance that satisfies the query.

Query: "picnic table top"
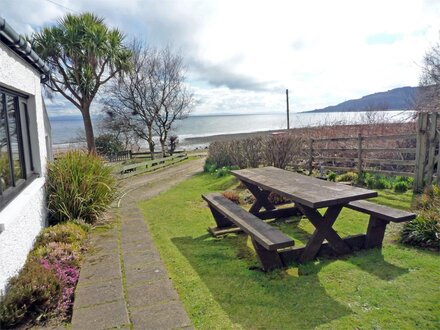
[231,166,378,208]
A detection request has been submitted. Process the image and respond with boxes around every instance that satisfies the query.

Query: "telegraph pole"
[286,89,290,130]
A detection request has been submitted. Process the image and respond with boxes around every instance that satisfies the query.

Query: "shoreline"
[52,121,416,152]
[184,121,416,145]
[184,129,285,144]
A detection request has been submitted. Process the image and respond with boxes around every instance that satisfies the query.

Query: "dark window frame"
[0,87,36,209]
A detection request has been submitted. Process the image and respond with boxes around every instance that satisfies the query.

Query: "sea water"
[50,110,414,148]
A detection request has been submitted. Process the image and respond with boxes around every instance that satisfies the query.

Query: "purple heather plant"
[40,258,79,317]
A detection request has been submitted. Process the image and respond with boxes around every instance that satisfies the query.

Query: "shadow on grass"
[345,248,409,280]
[172,234,352,329]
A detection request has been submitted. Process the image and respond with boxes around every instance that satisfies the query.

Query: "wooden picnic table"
[231,166,378,263]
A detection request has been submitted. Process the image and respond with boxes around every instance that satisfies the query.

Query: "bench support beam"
[280,234,366,264]
[365,216,389,249]
[209,206,234,228]
[251,238,284,271]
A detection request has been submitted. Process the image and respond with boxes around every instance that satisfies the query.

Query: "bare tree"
[168,135,179,155]
[419,42,440,112]
[97,110,141,151]
[149,47,194,157]
[103,41,158,157]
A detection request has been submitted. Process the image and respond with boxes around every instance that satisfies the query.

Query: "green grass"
[139,173,440,329]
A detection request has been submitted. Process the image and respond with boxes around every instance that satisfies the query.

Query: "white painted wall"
[0,42,50,294]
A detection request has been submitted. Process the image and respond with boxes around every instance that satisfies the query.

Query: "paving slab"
[124,261,169,285]
[130,300,193,330]
[74,279,124,308]
[71,299,129,330]
[127,279,179,308]
[121,249,160,266]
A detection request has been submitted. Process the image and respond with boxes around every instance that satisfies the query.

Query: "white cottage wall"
[0,42,50,294]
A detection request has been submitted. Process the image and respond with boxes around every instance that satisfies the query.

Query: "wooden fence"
[299,111,439,192]
[306,133,417,178]
[114,153,188,178]
[106,150,186,162]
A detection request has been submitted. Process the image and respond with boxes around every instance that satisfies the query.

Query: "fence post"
[426,113,438,185]
[414,112,429,193]
[308,139,314,175]
[357,133,363,178]
[437,125,440,187]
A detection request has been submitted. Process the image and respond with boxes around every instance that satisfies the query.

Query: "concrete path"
[71,158,204,329]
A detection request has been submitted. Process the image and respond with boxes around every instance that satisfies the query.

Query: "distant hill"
[306,86,419,113]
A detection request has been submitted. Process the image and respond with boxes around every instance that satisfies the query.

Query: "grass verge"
[139,173,440,329]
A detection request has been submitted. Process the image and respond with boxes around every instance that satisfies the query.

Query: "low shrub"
[400,184,440,250]
[95,134,124,156]
[396,175,413,184]
[327,172,337,182]
[34,222,88,247]
[394,181,409,193]
[207,135,303,170]
[203,160,217,173]
[363,173,392,190]
[222,191,241,204]
[374,177,391,190]
[47,151,117,224]
[0,260,62,328]
[268,192,291,205]
[400,213,440,249]
[336,172,358,183]
[214,166,239,178]
[0,222,88,327]
[32,242,82,268]
[416,184,440,210]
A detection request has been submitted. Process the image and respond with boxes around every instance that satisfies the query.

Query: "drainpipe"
[0,17,50,83]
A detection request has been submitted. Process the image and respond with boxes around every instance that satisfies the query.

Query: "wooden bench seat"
[345,199,416,249]
[346,200,416,223]
[203,193,294,270]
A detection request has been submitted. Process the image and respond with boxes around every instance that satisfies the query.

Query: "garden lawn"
[139,173,440,329]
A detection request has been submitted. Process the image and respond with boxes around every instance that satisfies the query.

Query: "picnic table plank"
[231,166,377,208]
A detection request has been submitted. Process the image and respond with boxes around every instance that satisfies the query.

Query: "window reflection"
[0,95,11,192]
[7,95,23,184]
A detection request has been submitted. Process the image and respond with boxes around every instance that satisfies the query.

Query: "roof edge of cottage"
[0,17,50,83]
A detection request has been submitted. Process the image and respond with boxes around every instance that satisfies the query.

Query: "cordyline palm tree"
[31,13,132,153]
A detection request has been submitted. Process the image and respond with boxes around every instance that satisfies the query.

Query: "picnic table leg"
[296,204,352,263]
[251,238,284,271]
[209,206,234,228]
[365,216,389,249]
[242,181,276,214]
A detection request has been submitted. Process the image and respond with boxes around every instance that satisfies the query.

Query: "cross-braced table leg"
[242,181,276,214]
[296,204,352,263]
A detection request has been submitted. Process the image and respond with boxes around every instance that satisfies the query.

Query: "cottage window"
[0,88,35,207]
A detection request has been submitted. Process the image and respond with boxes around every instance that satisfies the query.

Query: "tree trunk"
[81,106,96,153]
[147,126,155,160]
[160,139,166,158]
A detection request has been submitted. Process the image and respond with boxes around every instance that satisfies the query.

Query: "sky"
[2,0,440,117]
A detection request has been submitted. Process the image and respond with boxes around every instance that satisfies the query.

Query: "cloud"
[189,58,278,91]
[2,0,440,116]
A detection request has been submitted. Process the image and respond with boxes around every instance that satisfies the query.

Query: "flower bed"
[0,221,90,328]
